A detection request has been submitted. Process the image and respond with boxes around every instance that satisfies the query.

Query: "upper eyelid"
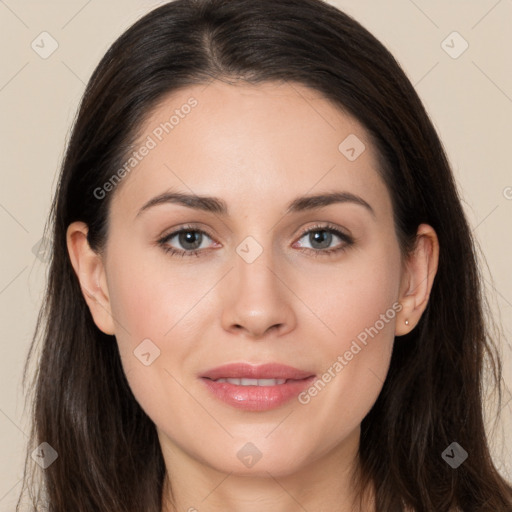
[159,224,215,242]
[297,223,351,238]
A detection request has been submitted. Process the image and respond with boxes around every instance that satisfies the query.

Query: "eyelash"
[157,223,354,258]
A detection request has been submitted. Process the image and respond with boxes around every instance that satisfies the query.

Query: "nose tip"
[220,257,297,339]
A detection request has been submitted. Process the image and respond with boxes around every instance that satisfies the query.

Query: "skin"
[67,80,439,512]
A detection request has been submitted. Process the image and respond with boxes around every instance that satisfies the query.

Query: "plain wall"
[0,1,510,509]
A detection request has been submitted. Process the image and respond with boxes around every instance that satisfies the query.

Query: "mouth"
[199,362,316,411]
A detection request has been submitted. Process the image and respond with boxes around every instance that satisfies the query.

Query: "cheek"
[106,243,208,341]
[105,260,186,421]
[104,244,216,409]
[300,243,401,412]
[306,242,402,348]
[297,245,402,437]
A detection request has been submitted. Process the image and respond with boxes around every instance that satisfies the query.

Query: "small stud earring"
[405,319,409,325]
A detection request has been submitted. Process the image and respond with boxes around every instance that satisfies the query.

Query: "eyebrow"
[136,190,375,218]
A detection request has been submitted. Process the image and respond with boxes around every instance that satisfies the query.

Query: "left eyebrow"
[135,190,375,218]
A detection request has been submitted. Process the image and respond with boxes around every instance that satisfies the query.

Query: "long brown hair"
[17,0,512,510]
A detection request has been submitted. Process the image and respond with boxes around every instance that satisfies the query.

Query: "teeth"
[214,378,287,386]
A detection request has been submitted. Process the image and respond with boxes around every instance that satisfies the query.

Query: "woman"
[18,0,512,510]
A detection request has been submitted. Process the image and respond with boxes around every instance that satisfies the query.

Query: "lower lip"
[200,376,316,411]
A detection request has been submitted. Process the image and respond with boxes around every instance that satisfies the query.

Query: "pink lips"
[200,362,314,381]
[199,362,316,412]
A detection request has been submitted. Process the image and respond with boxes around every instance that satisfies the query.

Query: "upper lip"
[200,362,315,381]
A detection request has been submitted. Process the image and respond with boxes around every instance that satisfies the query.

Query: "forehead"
[109,80,391,221]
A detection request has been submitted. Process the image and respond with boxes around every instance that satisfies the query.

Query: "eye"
[293,223,354,256]
[157,225,216,257]
[157,223,354,258]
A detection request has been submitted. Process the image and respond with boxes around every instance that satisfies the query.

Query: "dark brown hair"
[18,0,512,510]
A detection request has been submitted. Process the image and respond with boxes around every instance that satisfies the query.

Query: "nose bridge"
[234,232,283,304]
[235,235,278,292]
[220,232,296,337]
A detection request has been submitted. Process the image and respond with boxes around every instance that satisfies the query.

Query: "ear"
[395,223,439,336]
[66,221,116,335]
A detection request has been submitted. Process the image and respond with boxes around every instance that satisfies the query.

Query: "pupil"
[311,230,331,249]
[180,231,201,250]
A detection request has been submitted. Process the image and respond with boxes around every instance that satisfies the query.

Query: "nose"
[220,245,297,339]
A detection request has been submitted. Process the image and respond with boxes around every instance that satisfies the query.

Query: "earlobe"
[66,222,116,335]
[395,223,439,336]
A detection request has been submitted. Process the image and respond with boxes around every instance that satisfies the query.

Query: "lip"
[200,362,315,381]
[199,363,316,412]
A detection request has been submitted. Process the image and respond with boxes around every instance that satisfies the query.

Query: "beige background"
[0,0,511,509]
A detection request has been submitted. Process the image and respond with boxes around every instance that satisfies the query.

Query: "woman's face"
[79,80,412,478]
